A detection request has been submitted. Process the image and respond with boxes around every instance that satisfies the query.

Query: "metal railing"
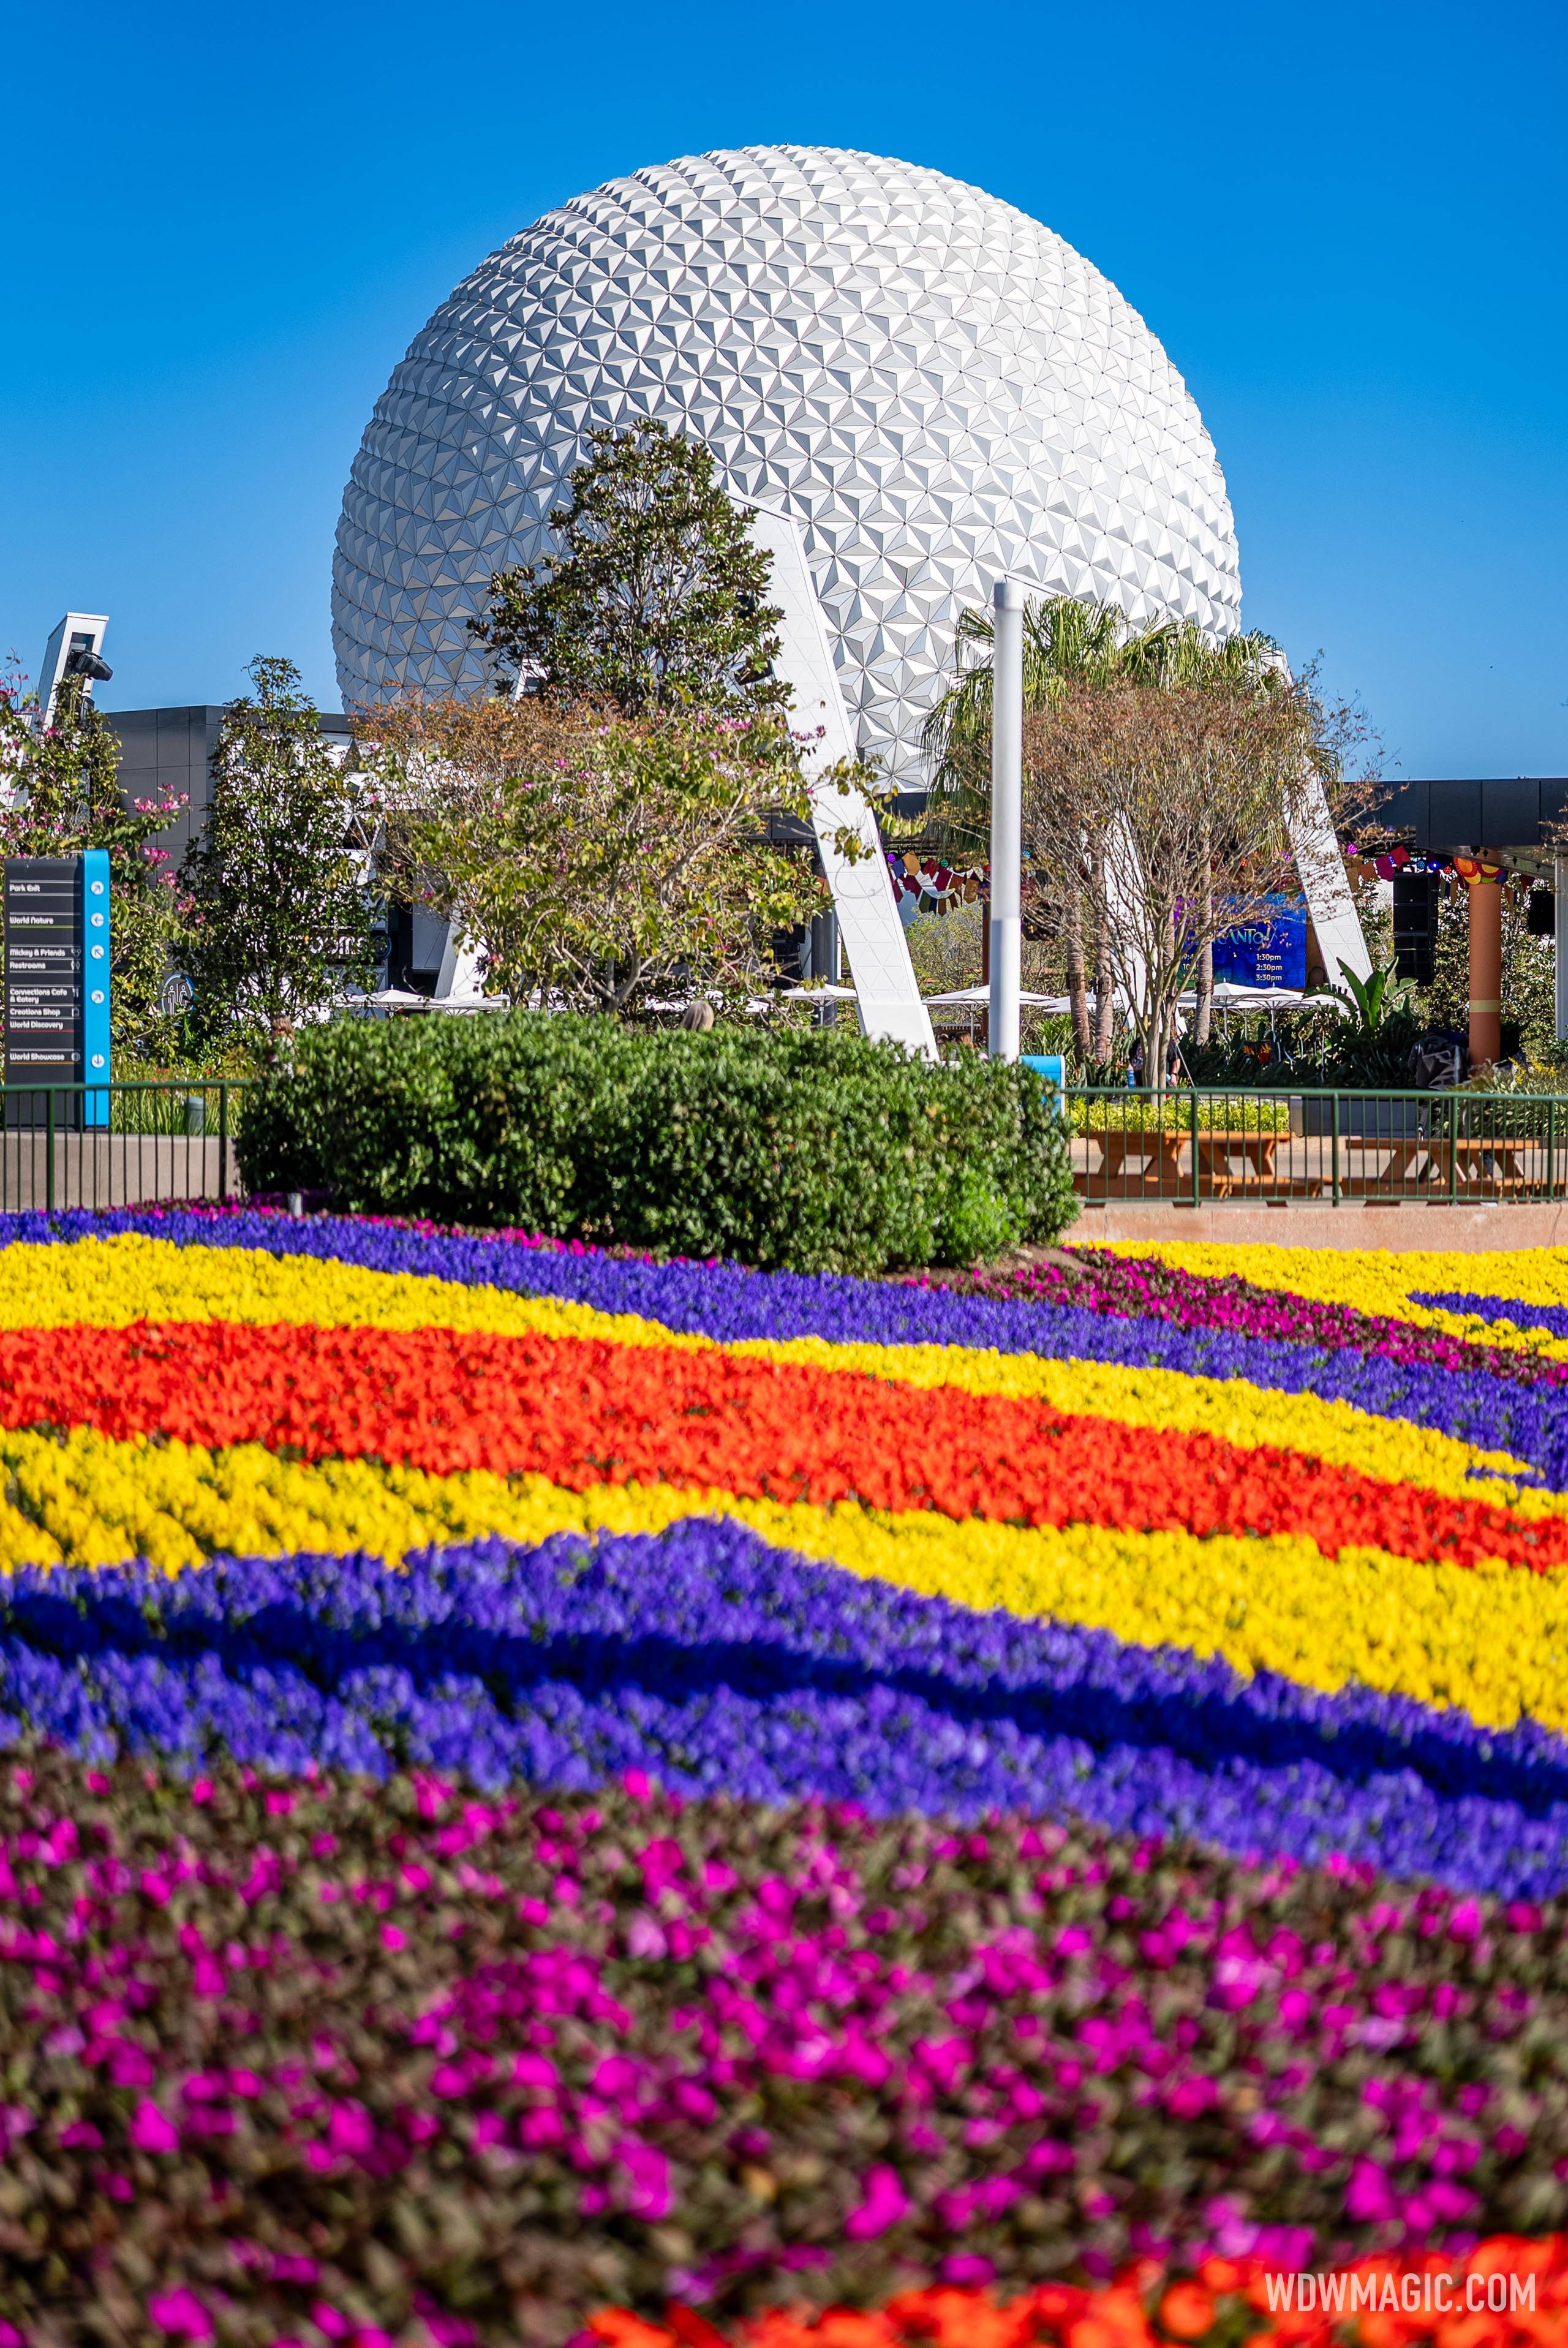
[1067,1085,1568,1206]
[0,1081,249,1211]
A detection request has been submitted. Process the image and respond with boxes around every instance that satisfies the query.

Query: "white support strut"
[1291,774,1371,988]
[742,504,936,1059]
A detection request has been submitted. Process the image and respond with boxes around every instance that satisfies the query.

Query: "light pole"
[989,578,1026,1061]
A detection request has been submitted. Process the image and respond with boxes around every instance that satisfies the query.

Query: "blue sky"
[2,0,1562,778]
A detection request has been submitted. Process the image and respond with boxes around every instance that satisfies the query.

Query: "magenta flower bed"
[4,1753,1568,2343]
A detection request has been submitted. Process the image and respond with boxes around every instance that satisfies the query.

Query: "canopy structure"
[922,984,1069,1010]
[1175,983,1338,1013]
[355,987,431,1011]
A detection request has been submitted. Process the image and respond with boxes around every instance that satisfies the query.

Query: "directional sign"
[3,851,111,1124]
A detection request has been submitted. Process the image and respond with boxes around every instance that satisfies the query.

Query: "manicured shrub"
[236,1014,1076,1270]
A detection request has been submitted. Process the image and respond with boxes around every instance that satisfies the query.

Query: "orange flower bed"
[0,1315,1559,1572]
[594,2238,1568,2348]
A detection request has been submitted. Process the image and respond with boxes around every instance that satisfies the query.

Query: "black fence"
[7,1076,1566,1216]
[1068,1086,1568,1205]
[0,1081,249,1211]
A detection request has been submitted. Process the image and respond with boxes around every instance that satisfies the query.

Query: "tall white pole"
[989,578,1025,1062]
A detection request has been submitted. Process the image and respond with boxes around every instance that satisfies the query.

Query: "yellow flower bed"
[0,1237,1543,1517]
[2,1427,1566,1735]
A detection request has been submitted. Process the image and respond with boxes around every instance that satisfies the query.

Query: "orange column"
[1467,874,1502,1066]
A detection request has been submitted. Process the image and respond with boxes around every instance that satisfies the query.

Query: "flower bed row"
[6,1754,1568,2344]
[600,2246,1568,2348]
[5,1211,1568,2333]
[11,1519,1568,1892]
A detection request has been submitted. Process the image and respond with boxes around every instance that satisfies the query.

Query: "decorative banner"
[888,855,989,924]
[1212,895,1308,991]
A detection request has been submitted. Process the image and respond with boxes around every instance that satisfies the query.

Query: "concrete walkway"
[1071,1198,1568,1249]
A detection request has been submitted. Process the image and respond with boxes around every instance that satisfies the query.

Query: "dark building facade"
[104,706,355,872]
[1374,777,1568,858]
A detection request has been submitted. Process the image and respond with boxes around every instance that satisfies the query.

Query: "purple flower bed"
[933,1251,1568,1386]
[1412,1291,1568,1340]
[7,1754,1568,2334]
[5,1522,1568,1899]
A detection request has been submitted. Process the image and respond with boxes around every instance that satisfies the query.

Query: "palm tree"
[919,595,1146,847]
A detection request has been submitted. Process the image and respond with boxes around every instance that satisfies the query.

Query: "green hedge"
[1070,1093,1294,1134]
[237,1013,1077,1274]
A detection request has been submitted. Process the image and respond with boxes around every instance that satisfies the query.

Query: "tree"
[182,659,378,1038]
[360,695,829,1015]
[1020,671,1363,1085]
[921,596,1366,1069]
[921,594,1138,839]
[468,422,786,715]
[0,666,189,1060]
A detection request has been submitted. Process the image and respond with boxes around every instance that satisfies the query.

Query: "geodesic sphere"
[333,145,1240,785]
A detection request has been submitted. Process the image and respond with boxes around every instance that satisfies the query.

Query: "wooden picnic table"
[1091,1128,1185,1192]
[1192,1130,1281,1196]
[1341,1133,1536,1193]
[1428,1134,1534,1191]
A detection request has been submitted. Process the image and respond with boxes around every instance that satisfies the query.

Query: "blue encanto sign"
[1212,895,1307,991]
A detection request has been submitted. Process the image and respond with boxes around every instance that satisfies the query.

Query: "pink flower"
[129,2101,179,2153]
[845,2162,910,2240]
[381,1923,407,1952]
[1166,2076,1221,2121]
[148,2289,213,2340]
[1346,2158,1397,2222]
[625,1914,667,1960]
[326,2102,375,2157]
[618,2140,673,2220]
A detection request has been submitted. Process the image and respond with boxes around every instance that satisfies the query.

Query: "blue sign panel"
[2,851,111,1127]
[1212,896,1307,991]
[1022,1052,1065,1105]
[81,848,111,1126]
